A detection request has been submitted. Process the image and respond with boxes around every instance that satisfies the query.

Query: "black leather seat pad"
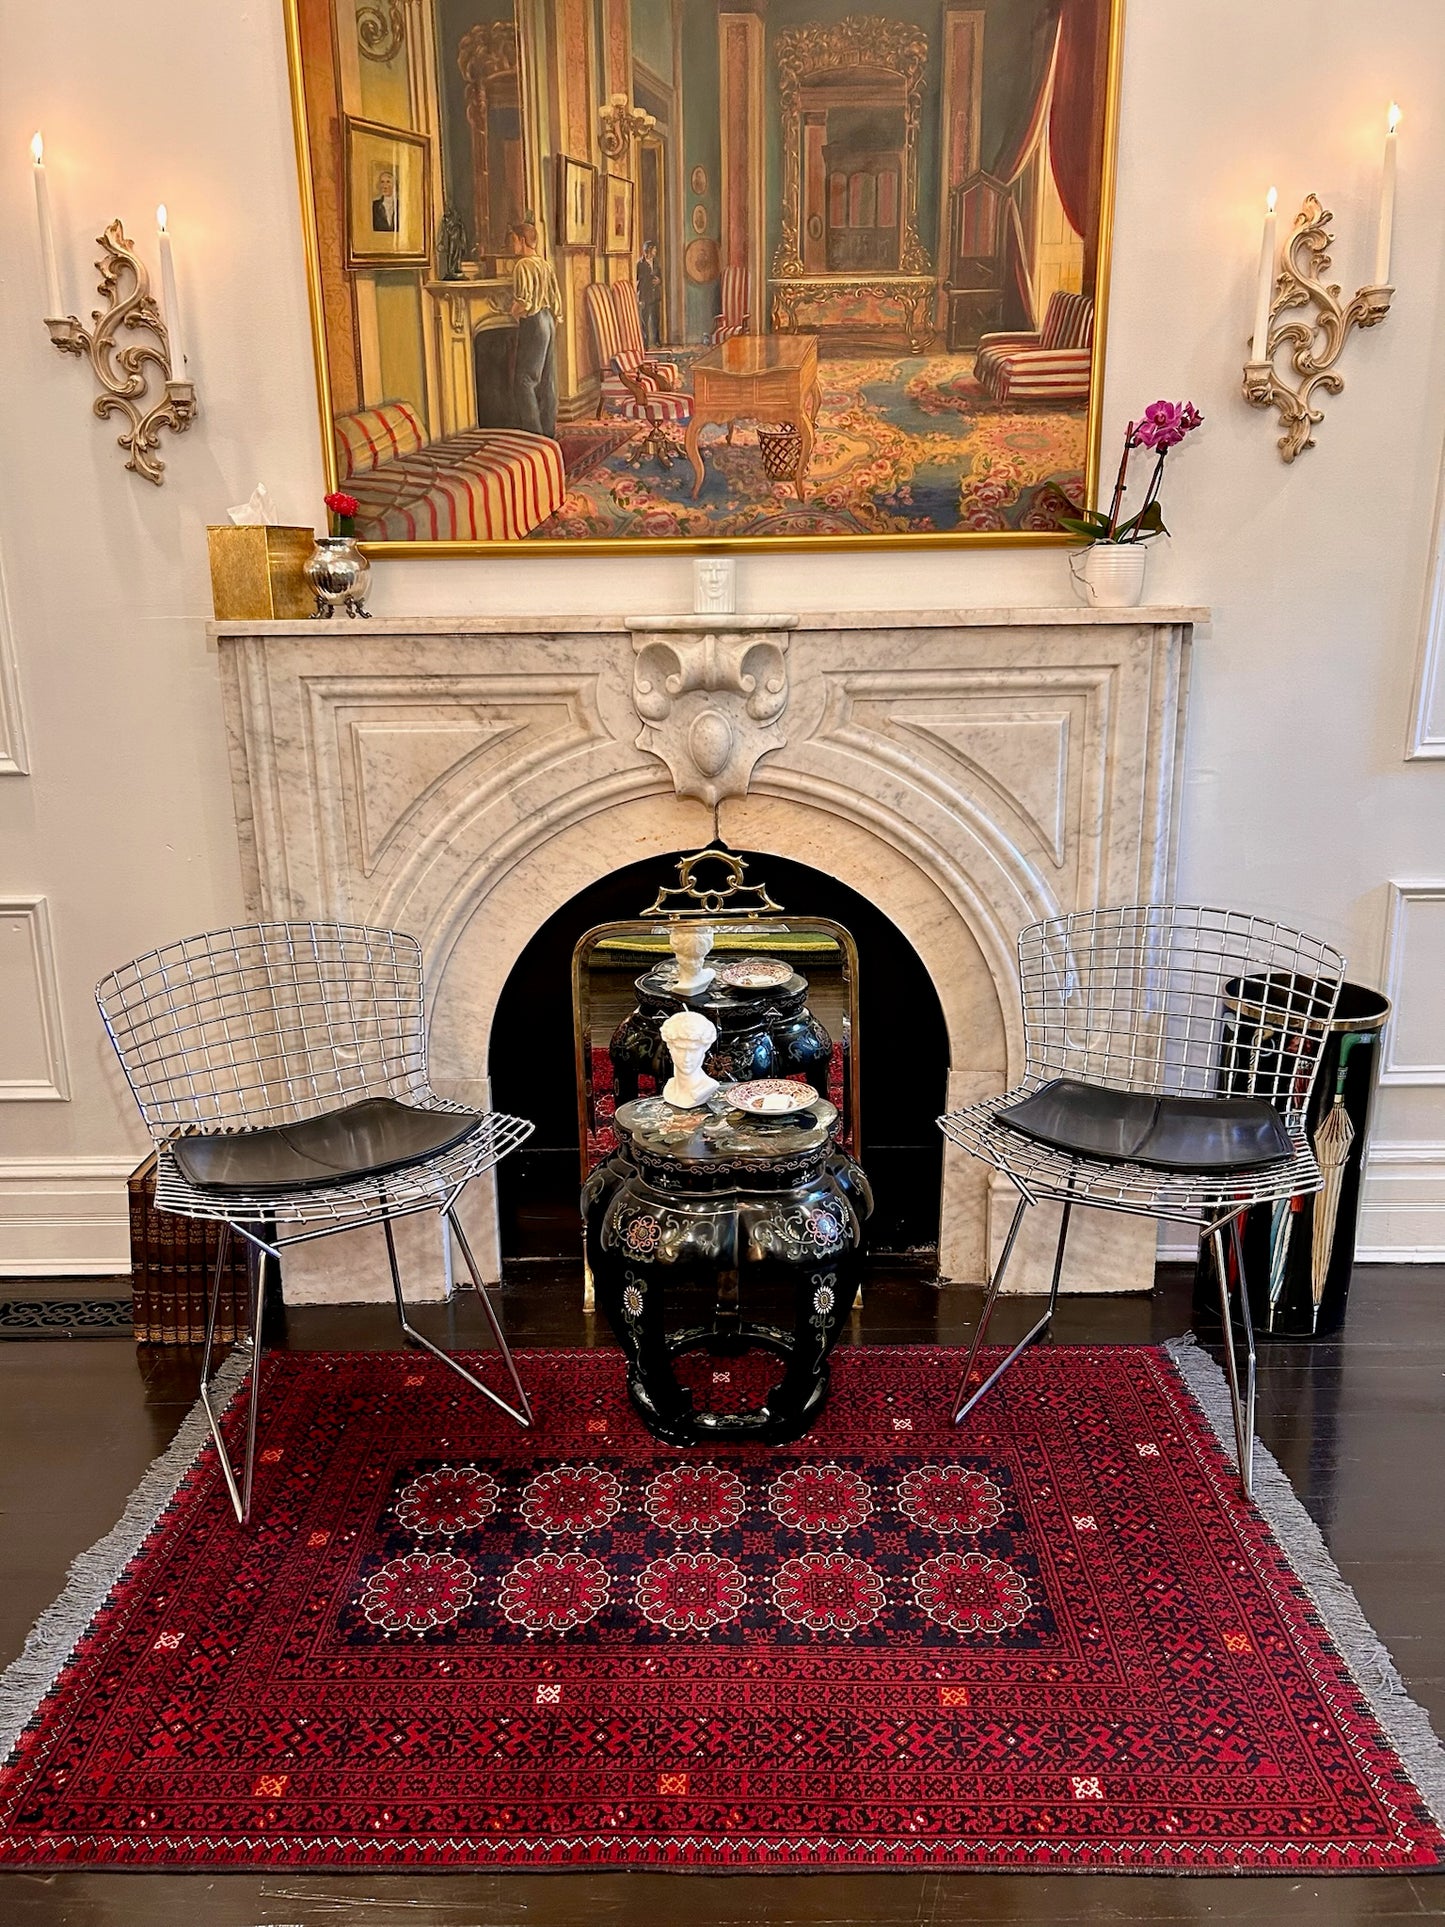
[170,1097,483,1194]
[996,1077,1293,1172]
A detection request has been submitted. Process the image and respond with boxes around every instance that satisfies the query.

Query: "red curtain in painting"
[991,16,1061,187]
[986,12,1061,328]
[1049,0,1106,246]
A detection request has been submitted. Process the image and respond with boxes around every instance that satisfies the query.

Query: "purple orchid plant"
[1060,399,1203,544]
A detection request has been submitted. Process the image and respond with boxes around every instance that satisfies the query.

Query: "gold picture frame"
[343,118,431,268]
[283,0,1128,558]
[599,172,634,258]
[556,155,596,250]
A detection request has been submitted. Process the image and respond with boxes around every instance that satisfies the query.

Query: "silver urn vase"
[305,534,372,619]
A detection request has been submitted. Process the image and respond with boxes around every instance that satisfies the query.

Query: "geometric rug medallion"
[1,1343,1441,1872]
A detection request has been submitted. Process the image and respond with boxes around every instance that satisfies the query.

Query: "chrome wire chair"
[938,904,1346,1495]
[97,921,535,1524]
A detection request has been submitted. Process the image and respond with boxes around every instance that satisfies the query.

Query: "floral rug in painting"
[535,351,1085,542]
[1,1343,1442,1872]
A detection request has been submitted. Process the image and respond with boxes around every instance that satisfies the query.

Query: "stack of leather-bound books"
[127,1154,254,1344]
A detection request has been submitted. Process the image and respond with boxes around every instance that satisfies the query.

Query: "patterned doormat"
[1,1343,1441,1872]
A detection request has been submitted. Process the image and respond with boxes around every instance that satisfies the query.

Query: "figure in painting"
[508,211,563,440]
[635,240,662,347]
[371,167,398,233]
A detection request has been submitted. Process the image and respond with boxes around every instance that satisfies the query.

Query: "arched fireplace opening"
[488,846,948,1278]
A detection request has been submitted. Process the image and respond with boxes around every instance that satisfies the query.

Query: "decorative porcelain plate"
[726,1079,818,1117]
[717,957,792,989]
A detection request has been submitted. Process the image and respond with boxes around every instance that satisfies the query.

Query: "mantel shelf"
[209,606,1209,639]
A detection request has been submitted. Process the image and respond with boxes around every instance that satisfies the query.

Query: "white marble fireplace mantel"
[212,606,1206,1304]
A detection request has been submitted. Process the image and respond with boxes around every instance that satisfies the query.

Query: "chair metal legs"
[1209,1218,1257,1497]
[952,1189,1073,1423]
[200,1205,532,1528]
[950,1190,1258,1501]
[384,1211,533,1429]
[199,1220,268,1527]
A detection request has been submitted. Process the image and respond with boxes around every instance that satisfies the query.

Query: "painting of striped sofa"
[333,401,566,542]
[973,291,1094,405]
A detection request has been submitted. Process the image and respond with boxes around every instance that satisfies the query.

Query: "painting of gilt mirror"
[285,0,1124,553]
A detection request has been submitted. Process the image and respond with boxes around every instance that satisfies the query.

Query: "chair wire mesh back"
[96,922,432,1140]
[1019,905,1346,1124]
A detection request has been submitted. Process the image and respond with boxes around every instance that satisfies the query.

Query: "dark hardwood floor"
[1,1262,1441,1924]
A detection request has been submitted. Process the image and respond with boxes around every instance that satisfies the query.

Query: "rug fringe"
[1164,1333,1445,1832]
[0,1347,250,1768]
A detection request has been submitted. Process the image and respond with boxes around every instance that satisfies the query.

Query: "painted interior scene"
[294,0,1114,546]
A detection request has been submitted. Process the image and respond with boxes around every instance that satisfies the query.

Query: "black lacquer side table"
[582,1091,872,1445]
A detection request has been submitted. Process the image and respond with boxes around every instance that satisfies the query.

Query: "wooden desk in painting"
[685,334,820,502]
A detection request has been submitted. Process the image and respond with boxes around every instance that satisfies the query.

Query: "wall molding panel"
[1379,882,1445,1086]
[0,546,30,777]
[0,1157,136,1275]
[1408,440,1445,759]
[0,896,71,1101]
[1156,1141,1445,1267]
[1356,1142,1445,1262]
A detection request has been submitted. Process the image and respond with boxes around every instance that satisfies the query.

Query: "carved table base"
[583,1091,872,1445]
[770,275,938,355]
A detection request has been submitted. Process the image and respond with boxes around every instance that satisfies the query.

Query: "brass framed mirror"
[571,853,860,1185]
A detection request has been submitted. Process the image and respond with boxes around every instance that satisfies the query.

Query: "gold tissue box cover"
[207,525,317,620]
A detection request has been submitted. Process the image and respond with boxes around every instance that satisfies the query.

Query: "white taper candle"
[155,204,187,373]
[31,133,64,318]
[1250,187,1278,363]
[1374,103,1400,287]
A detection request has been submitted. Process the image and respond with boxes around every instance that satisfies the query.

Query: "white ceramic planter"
[1071,541,1149,609]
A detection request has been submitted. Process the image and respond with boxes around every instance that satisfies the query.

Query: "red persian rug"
[1,1342,1442,1873]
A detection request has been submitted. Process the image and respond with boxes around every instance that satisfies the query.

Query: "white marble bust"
[668,920,716,993]
[659,1008,720,1109]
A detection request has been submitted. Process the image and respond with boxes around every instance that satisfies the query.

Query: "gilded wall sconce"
[44,219,198,487]
[1241,194,1392,462]
[598,93,656,161]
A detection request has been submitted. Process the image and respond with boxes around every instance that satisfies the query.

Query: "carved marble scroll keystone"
[627,616,798,806]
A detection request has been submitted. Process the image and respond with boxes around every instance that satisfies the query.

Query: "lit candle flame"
[30,131,44,164]
[156,203,168,232]
[1266,186,1277,213]
[1388,102,1402,133]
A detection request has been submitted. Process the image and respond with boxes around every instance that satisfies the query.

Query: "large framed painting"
[284,0,1125,554]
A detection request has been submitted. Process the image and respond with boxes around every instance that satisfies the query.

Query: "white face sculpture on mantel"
[668,920,716,992]
[659,1008,721,1110]
[693,556,736,615]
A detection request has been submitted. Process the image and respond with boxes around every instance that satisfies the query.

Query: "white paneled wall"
[0,0,1443,1270]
